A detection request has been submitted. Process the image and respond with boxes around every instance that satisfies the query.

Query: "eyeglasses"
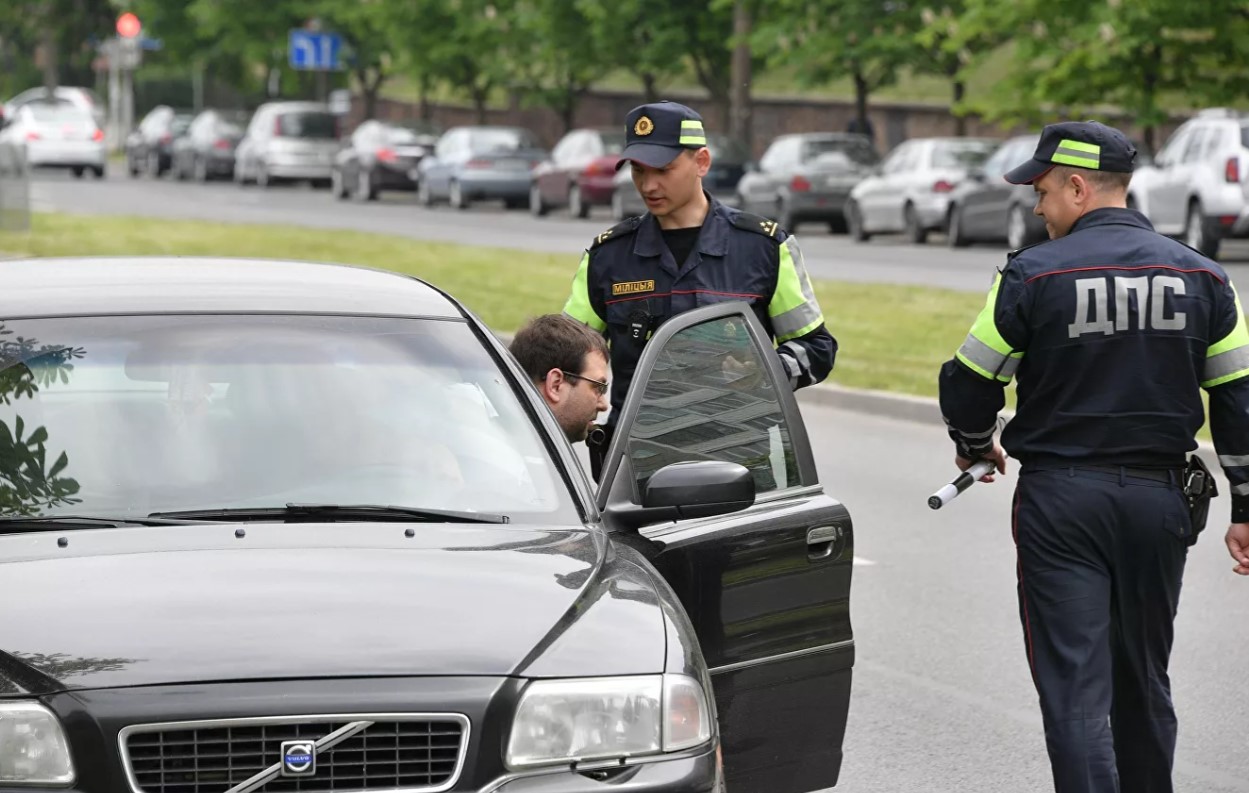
[560,370,609,396]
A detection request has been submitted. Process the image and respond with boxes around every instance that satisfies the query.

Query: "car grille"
[122,715,467,793]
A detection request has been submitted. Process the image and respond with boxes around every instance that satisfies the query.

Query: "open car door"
[597,302,855,791]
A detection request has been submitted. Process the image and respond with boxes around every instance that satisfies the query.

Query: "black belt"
[1067,464,1181,484]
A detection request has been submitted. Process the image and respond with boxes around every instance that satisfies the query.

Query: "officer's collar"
[1069,206,1154,234]
[634,192,730,258]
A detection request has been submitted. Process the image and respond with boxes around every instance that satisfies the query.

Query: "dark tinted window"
[932,140,995,168]
[1241,124,1249,150]
[277,111,338,139]
[805,137,879,165]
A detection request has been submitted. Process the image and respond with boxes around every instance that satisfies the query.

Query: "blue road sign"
[288,30,342,71]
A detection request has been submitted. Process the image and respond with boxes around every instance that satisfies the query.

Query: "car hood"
[0,523,666,693]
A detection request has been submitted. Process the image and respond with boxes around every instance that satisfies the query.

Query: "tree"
[912,2,997,135]
[315,0,393,120]
[0,326,83,517]
[575,0,687,103]
[510,0,607,132]
[756,0,921,136]
[954,0,1249,150]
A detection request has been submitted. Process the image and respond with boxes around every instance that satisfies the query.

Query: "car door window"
[1155,127,1190,168]
[882,144,912,174]
[1181,127,1208,164]
[622,314,800,496]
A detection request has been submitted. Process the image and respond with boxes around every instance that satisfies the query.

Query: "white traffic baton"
[928,459,998,510]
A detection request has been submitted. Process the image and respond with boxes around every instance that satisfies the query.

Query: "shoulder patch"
[589,216,643,250]
[730,210,784,241]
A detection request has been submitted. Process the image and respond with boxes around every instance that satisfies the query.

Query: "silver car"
[1128,108,1249,259]
[0,100,105,178]
[417,126,547,210]
[735,133,878,233]
[846,137,997,243]
[234,102,339,188]
[946,135,1048,250]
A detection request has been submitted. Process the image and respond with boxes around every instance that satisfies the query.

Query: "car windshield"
[277,111,337,139]
[469,129,532,153]
[0,315,577,524]
[932,140,995,168]
[28,102,88,125]
[706,134,749,162]
[805,137,879,165]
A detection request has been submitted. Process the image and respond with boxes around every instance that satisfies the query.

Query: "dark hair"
[1052,164,1132,192]
[509,314,609,384]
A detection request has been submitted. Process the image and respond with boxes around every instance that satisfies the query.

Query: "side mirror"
[608,460,756,529]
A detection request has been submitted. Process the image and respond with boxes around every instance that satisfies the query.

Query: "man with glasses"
[509,314,611,444]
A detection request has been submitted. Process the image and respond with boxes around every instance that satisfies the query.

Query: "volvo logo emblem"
[279,740,316,777]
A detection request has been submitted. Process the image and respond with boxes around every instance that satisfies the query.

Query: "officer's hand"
[1225,523,1249,576]
[955,442,1008,483]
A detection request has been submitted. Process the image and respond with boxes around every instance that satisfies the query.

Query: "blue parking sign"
[289,30,342,70]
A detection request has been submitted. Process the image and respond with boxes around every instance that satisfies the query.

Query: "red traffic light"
[116,12,141,38]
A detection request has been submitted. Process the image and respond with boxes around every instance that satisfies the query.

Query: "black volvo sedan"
[0,258,855,793]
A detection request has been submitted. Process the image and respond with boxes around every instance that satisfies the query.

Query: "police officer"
[563,101,836,475]
[938,120,1249,793]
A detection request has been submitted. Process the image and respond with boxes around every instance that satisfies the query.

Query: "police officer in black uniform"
[939,120,1249,793]
[563,101,836,476]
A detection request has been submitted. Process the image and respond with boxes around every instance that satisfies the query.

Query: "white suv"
[1129,109,1249,259]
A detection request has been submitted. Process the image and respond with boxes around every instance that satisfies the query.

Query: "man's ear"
[541,368,565,403]
[1070,172,1090,202]
[695,146,712,177]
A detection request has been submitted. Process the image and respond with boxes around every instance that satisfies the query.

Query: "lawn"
[0,212,985,401]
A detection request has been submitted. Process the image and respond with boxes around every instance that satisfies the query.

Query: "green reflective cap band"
[680,120,704,131]
[1052,140,1101,169]
[679,135,707,145]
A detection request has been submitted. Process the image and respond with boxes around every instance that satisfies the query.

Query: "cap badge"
[634,116,654,136]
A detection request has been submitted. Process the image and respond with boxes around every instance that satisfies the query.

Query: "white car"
[1128,108,1249,259]
[234,101,340,188]
[3,86,104,128]
[0,100,105,178]
[845,137,997,243]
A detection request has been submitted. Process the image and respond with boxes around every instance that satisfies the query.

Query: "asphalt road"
[29,167,1249,294]
[23,166,1249,791]
[801,398,1249,793]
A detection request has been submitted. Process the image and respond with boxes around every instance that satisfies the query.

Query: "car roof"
[0,258,464,320]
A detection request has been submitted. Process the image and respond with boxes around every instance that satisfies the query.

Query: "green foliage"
[0,325,83,517]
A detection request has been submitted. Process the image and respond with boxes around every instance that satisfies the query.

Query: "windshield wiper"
[148,504,510,524]
[0,515,209,532]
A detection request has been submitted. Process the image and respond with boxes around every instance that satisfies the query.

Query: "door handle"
[807,525,844,561]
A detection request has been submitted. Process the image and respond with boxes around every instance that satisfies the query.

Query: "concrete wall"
[358,87,1188,157]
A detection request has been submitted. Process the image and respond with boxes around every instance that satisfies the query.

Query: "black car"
[124,105,195,178]
[170,108,250,182]
[0,257,855,793]
[332,119,441,201]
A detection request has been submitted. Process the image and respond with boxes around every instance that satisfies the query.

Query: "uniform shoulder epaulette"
[1006,238,1049,261]
[730,210,784,241]
[589,216,643,250]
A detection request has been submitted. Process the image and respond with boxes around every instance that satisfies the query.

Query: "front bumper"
[26,677,717,793]
[458,172,532,200]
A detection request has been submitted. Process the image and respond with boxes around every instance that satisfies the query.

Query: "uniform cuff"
[1232,494,1249,524]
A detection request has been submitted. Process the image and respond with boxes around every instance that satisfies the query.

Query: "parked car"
[530,127,626,218]
[3,85,104,128]
[611,133,752,220]
[0,256,856,793]
[417,126,547,210]
[946,134,1047,249]
[234,101,340,188]
[170,109,250,182]
[0,99,105,178]
[846,136,997,243]
[125,105,195,178]
[735,132,879,232]
[1127,108,1249,259]
[332,119,440,201]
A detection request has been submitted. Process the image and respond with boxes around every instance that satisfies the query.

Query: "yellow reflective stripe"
[1203,285,1249,387]
[954,272,1021,382]
[1058,139,1099,154]
[562,252,606,332]
[1052,139,1100,169]
[679,120,706,145]
[1052,152,1099,168]
[769,237,824,342]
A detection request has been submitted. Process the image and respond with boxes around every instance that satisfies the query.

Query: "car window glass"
[758,139,786,172]
[882,144,912,174]
[932,140,995,169]
[277,111,337,139]
[0,315,577,523]
[551,132,578,162]
[625,314,799,496]
[1156,127,1190,165]
[1181,128,1208,163]
[600,131,626,156]
[803,137,878,166]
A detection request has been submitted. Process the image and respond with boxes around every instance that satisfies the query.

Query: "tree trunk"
[641,72,659,103]
[729,0,752,150]
[952,80,966,136]
[41,1,58,93]
[419,74,432,121]
[561,78,577,133]
[853,69,871,141]
[471,86,489,124]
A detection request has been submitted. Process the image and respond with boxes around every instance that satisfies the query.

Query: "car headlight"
[505,674,711,769]
[0,701,75,785]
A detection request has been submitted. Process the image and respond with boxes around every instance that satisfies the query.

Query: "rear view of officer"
[563,101,836,477]
[938,121,1249,793]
